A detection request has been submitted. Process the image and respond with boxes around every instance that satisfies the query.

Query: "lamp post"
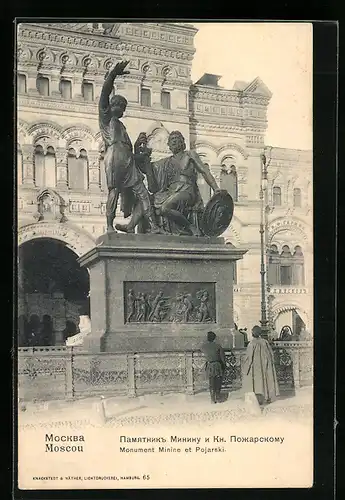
[259,150,270,339]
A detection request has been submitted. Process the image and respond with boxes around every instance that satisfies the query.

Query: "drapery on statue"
[98,61,161,234]
[116,129,229,236]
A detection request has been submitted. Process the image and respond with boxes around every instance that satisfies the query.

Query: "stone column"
[50,71,61,97]
[56,148,68,189]
[26,71,39,95]
[22,144,35,186]
[151,81,163,108]
[88,151,101,192]
[72,75,83,100]
[94,76,104,102]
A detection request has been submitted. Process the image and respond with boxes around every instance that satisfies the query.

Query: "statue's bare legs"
[115,181,162,234]
[106,188,119,233]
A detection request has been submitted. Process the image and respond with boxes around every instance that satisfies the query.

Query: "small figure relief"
[148,291,169,323]
[170,294,185,323]
[136,293,150,322]
[126,289,136,322]
[196,289,214,323]
[182,293,194,322]
[42,194,53,213]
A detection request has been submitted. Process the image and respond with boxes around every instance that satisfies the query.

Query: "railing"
[17,342,313,403]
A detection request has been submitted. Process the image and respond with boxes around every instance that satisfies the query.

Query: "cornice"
[267,147,313,162]
[117,22,197,47]
[190,85,270,106]
[190,119,266,134]
[18,24,195,65]
[18,95,190,124]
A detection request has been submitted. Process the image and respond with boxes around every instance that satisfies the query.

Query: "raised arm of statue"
[189,150,221,193]
[99,61,130,116]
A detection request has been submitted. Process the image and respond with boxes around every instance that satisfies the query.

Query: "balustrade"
[17,342,313,403]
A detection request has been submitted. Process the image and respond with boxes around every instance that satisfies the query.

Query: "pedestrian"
[242,325,280,405]
[201,331,226,404]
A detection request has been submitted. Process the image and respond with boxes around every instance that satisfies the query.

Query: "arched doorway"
[18,238,90,347]
[274,307,307,339]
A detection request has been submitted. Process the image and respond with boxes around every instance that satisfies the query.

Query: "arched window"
[18,73,27,93]
[60,79,72,99]
[82,82,94,101]
[34,145,45,186]
[293,188,302,207]
[36,76,49,96]
[45,146,56,188]
[67,148,88,190]
[220,164,238,201]
[141,88,151,107]
[268,243,305,287]
[272,186,282,206]
[279,245,292,285]
[17,146,23,185]
[33,145,56,188]
[161,91,171,109]
[197,164,212,204]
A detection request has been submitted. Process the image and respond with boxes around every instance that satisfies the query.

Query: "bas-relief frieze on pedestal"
[124,281,216,324]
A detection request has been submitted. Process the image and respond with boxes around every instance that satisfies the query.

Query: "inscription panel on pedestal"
[124,281,216,324]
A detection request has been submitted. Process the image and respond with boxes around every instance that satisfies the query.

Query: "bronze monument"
[99,61,234,238]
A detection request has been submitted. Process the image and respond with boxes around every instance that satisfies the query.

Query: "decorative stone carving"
[62,126,95,150]
[34,189,67,222]
[124,282,216,324]
[21,144,35,185]
[28,122,62,144]
[36,47,55,70]
[268,218,309,243]
[17,44,32,61]
[18,222,95,256]
[88,151,101,190]
[55,147,68,187]
[18,25,196,67]
[82,54,99,75]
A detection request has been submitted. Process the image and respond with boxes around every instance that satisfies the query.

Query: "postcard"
[16,20,313,490]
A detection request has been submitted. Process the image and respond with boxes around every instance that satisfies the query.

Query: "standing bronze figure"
[98,61,160,233]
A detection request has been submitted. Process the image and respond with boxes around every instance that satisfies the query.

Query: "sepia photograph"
[16,20,314,489]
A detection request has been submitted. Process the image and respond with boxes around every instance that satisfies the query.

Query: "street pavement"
[18,386,313,429]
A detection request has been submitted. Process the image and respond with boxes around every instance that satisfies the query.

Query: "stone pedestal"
[78,233,247,353]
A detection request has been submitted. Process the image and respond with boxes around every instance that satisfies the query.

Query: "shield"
[201,190,234,237]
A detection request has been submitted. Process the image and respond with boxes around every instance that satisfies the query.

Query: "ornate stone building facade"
[17,22,313,345]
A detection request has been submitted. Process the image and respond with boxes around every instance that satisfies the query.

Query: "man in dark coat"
[242,325,280,405]
[201,331,226,404]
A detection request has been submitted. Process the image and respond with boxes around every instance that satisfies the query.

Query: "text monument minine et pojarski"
[78,61,247,353]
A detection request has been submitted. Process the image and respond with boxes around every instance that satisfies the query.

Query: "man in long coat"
[242,325,280,405]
